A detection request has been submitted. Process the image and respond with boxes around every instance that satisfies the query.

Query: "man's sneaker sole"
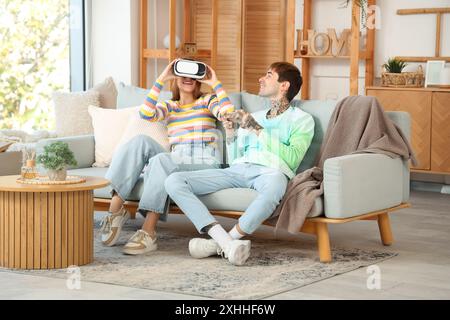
[228,240,251,266]
[101,211,130,247]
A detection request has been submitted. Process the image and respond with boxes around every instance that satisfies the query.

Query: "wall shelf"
[139,0,218,89]
[139,0,373,97]
[293,0,376,99]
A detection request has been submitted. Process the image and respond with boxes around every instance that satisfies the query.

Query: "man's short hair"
[269,62,302,102]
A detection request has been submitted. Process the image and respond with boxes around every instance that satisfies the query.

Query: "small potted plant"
[381,58,423,87]
[382,58,407,87]
[383,57,408,74]
[37,141,77,181]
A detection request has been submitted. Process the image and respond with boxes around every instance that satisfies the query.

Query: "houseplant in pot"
[37,141,77,181]
[381,57,424,87]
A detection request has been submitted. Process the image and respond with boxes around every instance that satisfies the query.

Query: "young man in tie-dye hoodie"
[165,62,315,266]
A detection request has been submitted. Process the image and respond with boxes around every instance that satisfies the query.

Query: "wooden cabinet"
[432,92,450,173]
[366,87,450,174]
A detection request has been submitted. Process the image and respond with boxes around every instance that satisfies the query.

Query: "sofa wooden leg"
[316,222,332,263]
[377,212,393,246]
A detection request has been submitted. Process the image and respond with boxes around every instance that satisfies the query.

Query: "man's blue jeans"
[165,163,288,234]
[105,135,221,220]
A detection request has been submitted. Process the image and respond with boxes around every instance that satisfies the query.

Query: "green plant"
[341,0,368,30]
[37,141,77,170]
[383,58,408,73]
[342,0,365,7]
[1,0,69,130]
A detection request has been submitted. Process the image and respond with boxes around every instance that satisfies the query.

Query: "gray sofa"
[36,92,412,262]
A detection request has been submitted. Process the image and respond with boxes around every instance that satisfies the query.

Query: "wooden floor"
[0,190,449,299]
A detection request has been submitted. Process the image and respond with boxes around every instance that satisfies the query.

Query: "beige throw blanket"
[271,95,417,234]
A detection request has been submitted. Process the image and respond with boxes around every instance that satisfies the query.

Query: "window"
[70,0,86,92]
[0,0,85,131]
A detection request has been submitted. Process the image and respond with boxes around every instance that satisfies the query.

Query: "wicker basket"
[381,65,424,88]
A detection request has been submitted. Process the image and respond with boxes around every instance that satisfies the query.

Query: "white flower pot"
[47,168,67,181]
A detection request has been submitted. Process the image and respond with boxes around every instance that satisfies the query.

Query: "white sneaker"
[100,207,130,246]
[221,240,251,266]
[122,229,157,255]
[189,238,221,259]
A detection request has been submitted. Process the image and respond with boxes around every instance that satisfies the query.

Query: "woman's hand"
[198,64,219,87]
[158,59,178,83]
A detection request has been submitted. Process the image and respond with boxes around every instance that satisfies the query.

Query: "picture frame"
[425,60,445,87]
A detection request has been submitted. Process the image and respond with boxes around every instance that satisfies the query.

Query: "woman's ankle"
[110,192,124,213]
[142,212,160,239]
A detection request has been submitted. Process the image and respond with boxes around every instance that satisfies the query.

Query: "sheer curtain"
[84,0,94,89]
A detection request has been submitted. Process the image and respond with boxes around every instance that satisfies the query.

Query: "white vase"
[47,168,67,181]
[163,34,180,49]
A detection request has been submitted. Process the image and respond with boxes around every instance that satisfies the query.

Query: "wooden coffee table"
[0,175,109,270]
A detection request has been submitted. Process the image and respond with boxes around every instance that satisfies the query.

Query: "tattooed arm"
[222,115,238,144]
[227,110,264,135]
[223,114,243,164]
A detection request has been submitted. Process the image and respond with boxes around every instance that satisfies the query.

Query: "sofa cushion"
[116,82,173,109]
[200,188,323,217]
[296,99,337,172]
[68,167,114,198]
[228,92,242,110]
[52,90,101,137]
[92,77,118,109]
[88,106,140,167]
[240,92,271,113]
[117,112,170,152]
[68,167,322,217]
[36,134,96,170]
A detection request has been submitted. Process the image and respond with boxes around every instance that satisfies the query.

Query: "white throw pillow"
[88,105,140,167]
[53,91,100,137]
[116,112,170,153]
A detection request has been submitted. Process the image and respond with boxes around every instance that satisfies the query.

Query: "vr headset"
[173,59,207,79]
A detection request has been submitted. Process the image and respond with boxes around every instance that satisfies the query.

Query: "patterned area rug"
[2,218,397,299]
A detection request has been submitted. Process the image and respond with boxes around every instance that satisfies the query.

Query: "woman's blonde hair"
[170,57,203,101]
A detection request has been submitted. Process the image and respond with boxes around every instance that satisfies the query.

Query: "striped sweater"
[139,79,234,147]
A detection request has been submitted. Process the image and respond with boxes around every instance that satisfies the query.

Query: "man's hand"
[222,114,238,144]
[226,110,263,135]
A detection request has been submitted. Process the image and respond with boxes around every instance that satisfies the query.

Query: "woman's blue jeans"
[105,135,221,220]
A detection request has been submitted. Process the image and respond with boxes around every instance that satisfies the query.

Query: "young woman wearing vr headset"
[101,58,235,255]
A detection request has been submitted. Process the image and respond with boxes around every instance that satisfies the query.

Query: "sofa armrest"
[36,135,95,169]
[323,153,406,219]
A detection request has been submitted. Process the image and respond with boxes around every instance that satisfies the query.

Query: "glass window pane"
[0,0,70,131]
